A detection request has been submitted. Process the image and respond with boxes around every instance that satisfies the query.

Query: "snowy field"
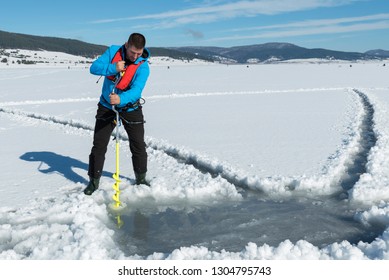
[1,55,389,260]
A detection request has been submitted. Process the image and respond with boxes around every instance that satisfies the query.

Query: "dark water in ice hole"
[111,90,386,256]
[112,194,384,257]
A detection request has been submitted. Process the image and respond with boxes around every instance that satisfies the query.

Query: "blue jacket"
[90,45,150,111]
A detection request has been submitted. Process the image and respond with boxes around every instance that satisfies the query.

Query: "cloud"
[90,0,363,27]
[229,13,389,32]
[186,29,205,39]
[205,13,389,42]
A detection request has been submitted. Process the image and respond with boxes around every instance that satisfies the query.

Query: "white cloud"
[206,14,389,42]
[90,0,363,26]
[229,13,389,32]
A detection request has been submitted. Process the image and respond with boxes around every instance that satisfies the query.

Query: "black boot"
[83,177,100,195]
[135,172,150,186]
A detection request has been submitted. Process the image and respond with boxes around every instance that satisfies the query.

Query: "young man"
[84,33,150,195]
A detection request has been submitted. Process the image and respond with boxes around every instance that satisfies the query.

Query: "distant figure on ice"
[84,33,151,195]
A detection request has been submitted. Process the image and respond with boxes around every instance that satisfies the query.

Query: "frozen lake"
[1,61,389,259]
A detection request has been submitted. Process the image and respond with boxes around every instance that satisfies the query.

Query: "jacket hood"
[142,48,150,59]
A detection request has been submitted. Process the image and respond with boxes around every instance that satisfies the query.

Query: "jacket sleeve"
[118,63,150,106]
[90,46,118,76]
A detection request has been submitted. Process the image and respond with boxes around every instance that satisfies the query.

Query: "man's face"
[125,42,143,62]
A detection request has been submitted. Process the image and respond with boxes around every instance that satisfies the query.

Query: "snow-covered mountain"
[0,48,94,66]
[2,29,389,64]
[172,43,389,63]
[0,48,214,67]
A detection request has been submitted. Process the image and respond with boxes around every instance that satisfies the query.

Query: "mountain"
[0,30,107,58]
[147,47,214,62]
[173,43,386,63]
[1,30,388,63]
[0,30,214,62]
[365,49,389,58]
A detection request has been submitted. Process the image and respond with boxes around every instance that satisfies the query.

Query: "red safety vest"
[107,47,144,91]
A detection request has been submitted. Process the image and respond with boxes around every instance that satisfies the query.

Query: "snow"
[1,48,93,66]
[1,52,389,260]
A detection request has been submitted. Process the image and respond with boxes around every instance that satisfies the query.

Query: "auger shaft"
[112,105,122,208]
[111,71,126,210]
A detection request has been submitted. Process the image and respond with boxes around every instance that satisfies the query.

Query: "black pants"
[88,103,147,179]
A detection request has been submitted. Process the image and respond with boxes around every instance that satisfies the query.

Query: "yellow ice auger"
[111,102,125,229]
[111,71,126,211]
[112,104,122,209]
[109,72,126,229]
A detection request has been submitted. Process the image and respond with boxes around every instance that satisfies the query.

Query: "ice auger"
[111,71,125,210]
[111,104,125,228]
[112,104,122,209]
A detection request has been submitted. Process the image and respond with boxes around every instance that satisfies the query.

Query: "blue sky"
[1,0,389,52]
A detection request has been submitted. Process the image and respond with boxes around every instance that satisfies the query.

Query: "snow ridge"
[0,106,94,132]
[349,89,389,205]
[146,88,373,197]
[0,88,372,198]
[340,90,377,191]
[0,97,98,107]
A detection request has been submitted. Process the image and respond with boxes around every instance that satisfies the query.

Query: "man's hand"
[116,61,126,72]
[109,93,121,105]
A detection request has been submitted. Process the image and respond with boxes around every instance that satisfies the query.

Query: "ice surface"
[1,56,389,259]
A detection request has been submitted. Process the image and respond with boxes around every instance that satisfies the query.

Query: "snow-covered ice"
[1,55,389,259]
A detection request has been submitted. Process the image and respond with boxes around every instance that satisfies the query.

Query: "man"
[84,33,150,195]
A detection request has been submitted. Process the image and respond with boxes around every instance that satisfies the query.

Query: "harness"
[101,95,145,112]
[105,45,146,112]
[107,45,145,91]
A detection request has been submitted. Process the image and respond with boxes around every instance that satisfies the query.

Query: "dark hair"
[128,33,146,49]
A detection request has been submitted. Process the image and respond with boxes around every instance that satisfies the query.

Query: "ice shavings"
[349,89,389,205]
[0,188,125,260]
